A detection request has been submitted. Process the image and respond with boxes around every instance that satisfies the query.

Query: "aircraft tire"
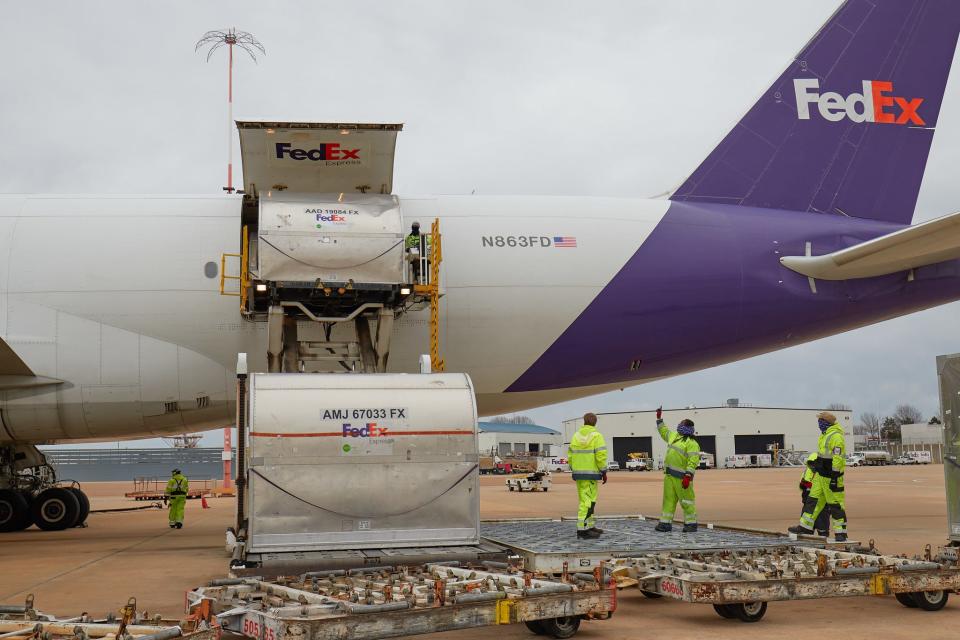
[68,487,90,527]
[0,489,33,532]
[31,487,81,531]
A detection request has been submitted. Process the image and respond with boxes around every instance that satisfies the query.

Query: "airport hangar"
[562,402,854,468]
[477,422,563,457]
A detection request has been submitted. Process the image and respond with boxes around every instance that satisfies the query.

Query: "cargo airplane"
[2,0,960,530]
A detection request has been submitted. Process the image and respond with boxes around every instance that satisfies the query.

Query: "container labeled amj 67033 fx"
[244,372,479,553]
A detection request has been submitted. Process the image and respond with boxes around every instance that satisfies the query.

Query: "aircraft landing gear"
[1,443,90,531]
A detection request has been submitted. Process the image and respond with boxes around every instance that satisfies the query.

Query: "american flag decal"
[554,236,577,248]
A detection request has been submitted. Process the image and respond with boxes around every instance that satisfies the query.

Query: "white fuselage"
[0,194,668,443]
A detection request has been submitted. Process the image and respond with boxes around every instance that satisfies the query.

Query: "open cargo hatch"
[237,121,403,196]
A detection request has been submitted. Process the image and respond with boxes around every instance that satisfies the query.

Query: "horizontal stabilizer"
[781,210,960,280]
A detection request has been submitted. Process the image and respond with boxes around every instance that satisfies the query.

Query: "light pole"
[195,28,265,193]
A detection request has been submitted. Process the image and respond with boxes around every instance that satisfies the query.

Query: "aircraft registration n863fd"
[1,0,960,528]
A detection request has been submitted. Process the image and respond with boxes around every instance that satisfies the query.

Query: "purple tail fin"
[671,0,960,224]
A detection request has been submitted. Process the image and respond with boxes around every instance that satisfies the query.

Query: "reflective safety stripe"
[571,471,603,481]
[668,444,690,457]
[680,499,695,505]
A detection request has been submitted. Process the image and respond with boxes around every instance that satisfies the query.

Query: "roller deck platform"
[480,516,806,572]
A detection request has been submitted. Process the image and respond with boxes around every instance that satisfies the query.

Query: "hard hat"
[172,468,182,475]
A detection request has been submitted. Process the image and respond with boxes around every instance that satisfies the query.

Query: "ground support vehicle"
[506,471,552,492]
[625,452,652,471]
[187,562,615,640]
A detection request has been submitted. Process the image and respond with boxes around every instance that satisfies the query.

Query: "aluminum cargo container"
[937,353,960,542]
[257,192,404,284]
[245,372,479,553]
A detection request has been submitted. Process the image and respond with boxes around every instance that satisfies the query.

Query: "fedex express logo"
[275,142,361,161]
[793,79,924,125]
[342,422,389,437]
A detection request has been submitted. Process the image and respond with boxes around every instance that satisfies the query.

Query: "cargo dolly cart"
[187,562,616,640]
[609,544,960,622]
[506,471,552,492]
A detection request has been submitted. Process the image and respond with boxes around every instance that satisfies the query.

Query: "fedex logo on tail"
[793,79,924,125]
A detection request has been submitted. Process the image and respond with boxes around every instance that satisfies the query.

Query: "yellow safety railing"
[414,219,444,372]
[219,225,250,310]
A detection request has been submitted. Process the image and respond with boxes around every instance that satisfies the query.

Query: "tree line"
[851,404,940,442]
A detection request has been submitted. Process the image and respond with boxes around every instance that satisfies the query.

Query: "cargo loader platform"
[480,516,806,572]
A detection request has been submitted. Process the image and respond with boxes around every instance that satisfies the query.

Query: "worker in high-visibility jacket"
[654,406,700,533]
[799,452,830,536]
[790,412,847,541]
[568,412,608,539]
[165,468,189,529]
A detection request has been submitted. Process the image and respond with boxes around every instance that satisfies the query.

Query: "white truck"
[906,450,932,464]
[725,455,748,469]
[537,456,570,472]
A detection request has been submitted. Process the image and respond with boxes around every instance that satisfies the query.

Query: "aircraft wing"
[0,337,63,391]
[780,210,960,281]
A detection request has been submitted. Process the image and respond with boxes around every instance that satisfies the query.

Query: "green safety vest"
[405,234,432,250]
[568,425,608,481]
[817,424,846,474]
[166,474,189,496]
[657,420,700,479]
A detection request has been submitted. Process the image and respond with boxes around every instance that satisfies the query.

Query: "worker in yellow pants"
[654,406,700,533]
[568,413,608,539]
[165,468,188,529]
[790,412,847,542]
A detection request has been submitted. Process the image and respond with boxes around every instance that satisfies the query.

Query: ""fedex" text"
[275,142,360,161]
[794,79,924,125]
[342,423,390,437]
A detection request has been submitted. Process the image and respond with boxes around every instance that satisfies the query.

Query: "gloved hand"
[681,474,692,489]
[656,406,663,420]
[601,471,608,485]
[799,480,813,490]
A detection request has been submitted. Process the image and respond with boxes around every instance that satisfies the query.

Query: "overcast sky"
[3,1,958,446]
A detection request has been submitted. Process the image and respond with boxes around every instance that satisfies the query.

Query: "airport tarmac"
[1,465,956,639]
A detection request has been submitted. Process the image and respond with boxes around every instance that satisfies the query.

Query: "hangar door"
[734,434,784,455]
[612,436,652,466]
[697,435,717,456]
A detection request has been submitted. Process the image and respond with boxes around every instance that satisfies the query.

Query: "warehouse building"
[562,403,853,468]
[477,422,563,458]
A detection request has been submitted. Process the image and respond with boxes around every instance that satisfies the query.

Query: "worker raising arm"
[568,412,608,540]
[654,406,701,533]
